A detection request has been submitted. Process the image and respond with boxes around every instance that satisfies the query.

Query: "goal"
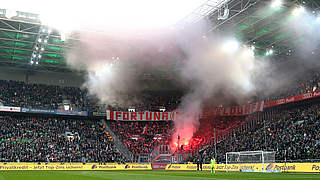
[225,151,276,172]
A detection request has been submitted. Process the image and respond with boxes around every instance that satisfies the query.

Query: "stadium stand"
[1,71,320,163]
[107,121,173,154]
[0,80,181,112]
[188,99,320,163]
[0,114,124,163]
[0,80,92,111]
[260,70,320,102]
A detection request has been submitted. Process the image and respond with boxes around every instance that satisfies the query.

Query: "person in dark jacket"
[196,154,203,171]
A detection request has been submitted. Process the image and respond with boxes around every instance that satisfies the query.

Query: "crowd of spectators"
[106,91,181,112]
[190,99,320,163]
[0,114,123,163]
[260,71,320,102]
[0,80,181,112]
[1,68,320,163]
[1,69,319,113]
[107,121,173,155]
[0,80,93,111]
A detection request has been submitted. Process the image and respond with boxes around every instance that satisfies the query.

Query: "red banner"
[106,90,320,121]
[263,90,320,108]
[106,110,178,121]
[201,101,264,117]
[107,101,264,121]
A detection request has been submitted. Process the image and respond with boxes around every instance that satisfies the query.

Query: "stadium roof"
[0,12,73,72]
[180,0,320,58]
[0,0,319,73]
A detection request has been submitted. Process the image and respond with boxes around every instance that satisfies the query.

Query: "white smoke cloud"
[170,22,264,148]
[63,6,320,153]
[64,19,268,150]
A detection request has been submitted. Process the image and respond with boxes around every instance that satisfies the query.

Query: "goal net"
[226,151,276,172]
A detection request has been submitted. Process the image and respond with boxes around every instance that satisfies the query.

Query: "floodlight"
[266,49,273,56]
[30,60,34,64]
[38,54,42,58]
[250,45,255,51]
[292,6,305,16]
[38,38,42,43]
[35,61,39,65]
[44,39,48,43]
[222,40,239,53]
[269,49,274,55]
[242,48,254,58]
[41,47,44,51]
[271,0,282,8]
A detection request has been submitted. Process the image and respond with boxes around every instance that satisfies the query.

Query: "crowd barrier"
[0,163,151,171]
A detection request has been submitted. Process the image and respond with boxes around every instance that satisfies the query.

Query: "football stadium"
[0,0,320,179]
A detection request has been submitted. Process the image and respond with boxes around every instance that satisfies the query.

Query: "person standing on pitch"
[196,155,200,171]
[210,157,216,174]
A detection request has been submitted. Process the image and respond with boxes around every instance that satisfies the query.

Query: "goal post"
[226,151,276,172]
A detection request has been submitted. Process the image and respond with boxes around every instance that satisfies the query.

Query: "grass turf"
[0,171,320,180]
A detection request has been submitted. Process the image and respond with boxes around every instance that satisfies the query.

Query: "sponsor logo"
[216,166,224,170]
[273,165,296,171]
[312,165,320,171]
[186,165,196,169]
[91,165,97,169]
[98,166,117,169]
[55,110,88,116]
[125,165,130,169]
[131,165,148,169]
[266,163,273,170]
[0,166,29,170]
[240,165,256,170]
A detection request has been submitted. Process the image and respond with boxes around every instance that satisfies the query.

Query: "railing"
[132,154,151,163]
[100,119,133,162]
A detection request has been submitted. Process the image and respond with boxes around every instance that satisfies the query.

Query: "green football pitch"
[0,171,320,180]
